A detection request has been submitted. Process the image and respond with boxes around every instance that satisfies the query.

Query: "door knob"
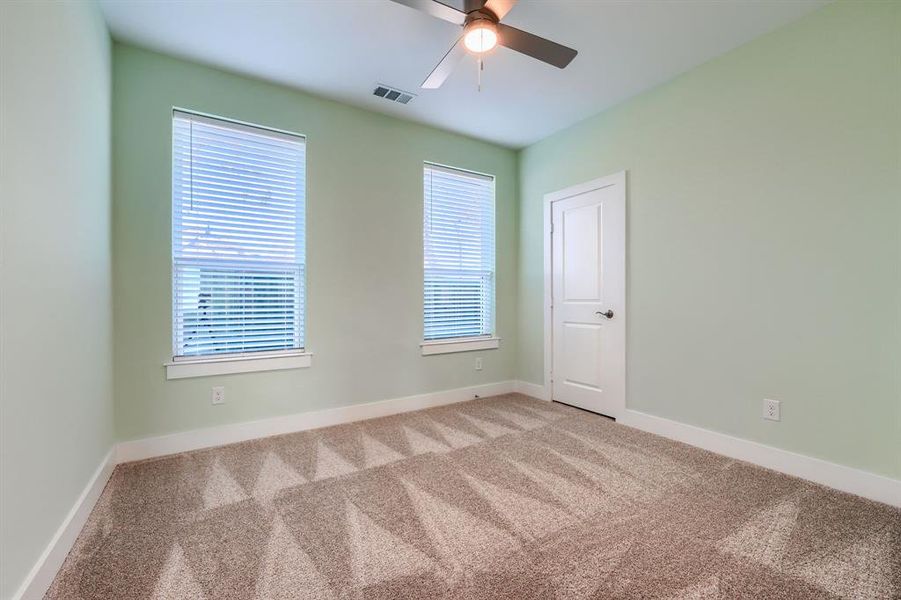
[596,310,614,319]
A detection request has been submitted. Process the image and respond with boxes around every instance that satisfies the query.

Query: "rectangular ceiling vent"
[373,84,416,105]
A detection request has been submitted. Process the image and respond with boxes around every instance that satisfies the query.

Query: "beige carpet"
[48,394,900,599]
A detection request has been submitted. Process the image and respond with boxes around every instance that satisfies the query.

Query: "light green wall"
[518,0,901,479]
[0,2,114,598]
[0,5,898,594]
[112,44,518,441]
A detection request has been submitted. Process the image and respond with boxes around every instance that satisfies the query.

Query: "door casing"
[543,171,627,417]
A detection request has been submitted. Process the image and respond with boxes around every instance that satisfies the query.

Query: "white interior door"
[548,174,625,418]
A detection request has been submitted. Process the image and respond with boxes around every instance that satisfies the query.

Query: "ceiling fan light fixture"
[463,20,498,54]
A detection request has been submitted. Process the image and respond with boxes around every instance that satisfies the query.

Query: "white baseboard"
[514,380,549,400]
[21,386,896,600]
[116,380,516,463]
[619,409,901,508]
[13,381,519,599]
[13,448,116,600]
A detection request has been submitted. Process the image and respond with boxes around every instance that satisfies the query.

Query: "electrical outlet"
[763,398,780,421]
[475,357,483,371]
[211,386,225,405]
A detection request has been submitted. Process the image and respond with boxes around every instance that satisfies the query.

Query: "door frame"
[543,171,627,415]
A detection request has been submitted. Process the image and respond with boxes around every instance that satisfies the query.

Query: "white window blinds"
[423,163,495,341]
[172,110,305,358]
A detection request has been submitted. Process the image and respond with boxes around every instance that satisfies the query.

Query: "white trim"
[12,449,116,600]
[165,352,312,379]
[619,409,901,508]
[543,171,627,413]
[420,336,500,356]
[514,380,550,400]
[423,161,494,182]
[172,107,306,142]
[17,382,515,596]
[116,380,515,463]
[15,388,899,599]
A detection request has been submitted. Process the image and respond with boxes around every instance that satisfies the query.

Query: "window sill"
[420,337,500,356]
[165,351,312,380]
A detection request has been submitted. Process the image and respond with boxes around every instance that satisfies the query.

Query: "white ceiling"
[99,0,826,148]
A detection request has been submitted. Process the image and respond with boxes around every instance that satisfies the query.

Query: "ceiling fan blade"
[497,23,577,68]
[422,37,466,89]
[387,0,466,25]
[483,0,517,20]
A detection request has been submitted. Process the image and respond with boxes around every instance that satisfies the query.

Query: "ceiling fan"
[389,0,578,89]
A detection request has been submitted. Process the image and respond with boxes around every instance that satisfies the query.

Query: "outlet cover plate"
[211,386,225,405]
[763,398,780,421]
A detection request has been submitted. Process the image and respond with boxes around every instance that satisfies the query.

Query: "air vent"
[373,84,415,105]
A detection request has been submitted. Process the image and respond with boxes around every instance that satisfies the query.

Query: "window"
[170,110,306,371]
[422,163,498,354]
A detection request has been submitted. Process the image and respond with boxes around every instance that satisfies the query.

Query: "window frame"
[165,109,311,379]
[420,162,500,356]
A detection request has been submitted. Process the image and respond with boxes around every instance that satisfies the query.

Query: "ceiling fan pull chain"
[478,56,483,92]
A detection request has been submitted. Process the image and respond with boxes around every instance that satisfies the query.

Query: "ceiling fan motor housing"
[465,7,499,23]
